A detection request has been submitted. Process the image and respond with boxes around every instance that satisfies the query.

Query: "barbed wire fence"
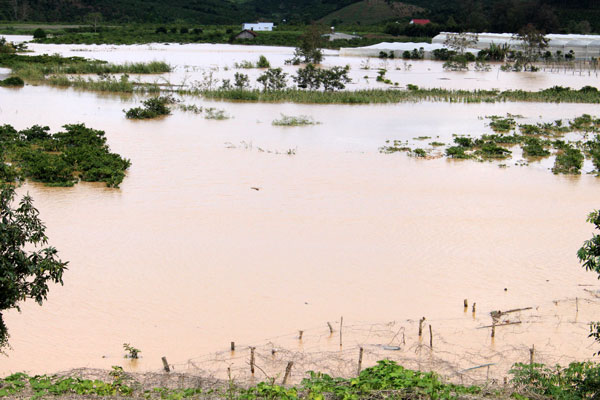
[61,290,600,392]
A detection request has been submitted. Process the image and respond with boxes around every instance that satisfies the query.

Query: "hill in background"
[318,0,424,26]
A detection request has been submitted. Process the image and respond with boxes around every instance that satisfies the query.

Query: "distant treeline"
[0,0,597,34]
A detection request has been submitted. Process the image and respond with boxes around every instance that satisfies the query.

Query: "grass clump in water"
[552,146,584,175]
[272,114,318,126]
[487,115,516,133]
[125,96,174,119]
[204,107,230,120]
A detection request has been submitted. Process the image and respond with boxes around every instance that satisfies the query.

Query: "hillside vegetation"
[318,0,424,25]
[0,0,598,34]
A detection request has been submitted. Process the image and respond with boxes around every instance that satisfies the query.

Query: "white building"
[242,22,274,32]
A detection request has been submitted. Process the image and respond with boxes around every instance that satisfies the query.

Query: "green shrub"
[33,28,46,39]
[474,141,512,159]
[510,362,600,399]
[256,55,270,68]
[446,146,471,159]
[124,96,173,119]
[552,146,584,174]
[522,137,550,157]
[0,76,24,87]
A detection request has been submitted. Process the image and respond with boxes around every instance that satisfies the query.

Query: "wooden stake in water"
[250,347,256,374]
[491,322,496,338]
[429,325,433,348]
[357,347,364,375]
[327,322,333,335]
[231,342,235,351]
[161,356,170,373]
[418,317,425,337]
[340,316,344,347]
[529,345,535,365]
[464,299,468,310]
[282,361,294,385]
[576,297,579,312]
[298,330,303,340]
[472,303,476,313]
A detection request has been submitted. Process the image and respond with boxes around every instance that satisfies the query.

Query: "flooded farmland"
[1,39,600,383]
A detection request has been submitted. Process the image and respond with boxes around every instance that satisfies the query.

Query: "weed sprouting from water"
[272,114,319,127]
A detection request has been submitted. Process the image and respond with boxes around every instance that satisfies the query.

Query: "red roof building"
[410,19,431,25]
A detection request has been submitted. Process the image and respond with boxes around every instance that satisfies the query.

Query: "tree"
[578,209,600,354]
[257,68,287,91]
[85,12,103,33]
[0,185,68,349]
[443,32,478,55]
[442,32,478,71]
[290,24,324,65]
[514,24,548,71]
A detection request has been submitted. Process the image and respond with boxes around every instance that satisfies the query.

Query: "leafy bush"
[232,72,249,90]
[293,64,351,91]
[446,146,471,159]
[257,68,287,91]
[474,141,512,159]
[33,28,47,39]
[552,146,584,174]
[256,55,270,68]
[0,76,24,87]
[1,123,130,187]
[124,96,173,119]
[522,137,550,157]
[510,362,600,399]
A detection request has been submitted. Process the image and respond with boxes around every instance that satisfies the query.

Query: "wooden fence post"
[357,347,364,375]
[161,357,170,373]
[282,361,294,385]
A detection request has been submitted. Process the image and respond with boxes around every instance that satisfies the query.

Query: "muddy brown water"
[1,41,600,380]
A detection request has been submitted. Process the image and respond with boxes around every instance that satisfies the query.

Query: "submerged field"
[1,36,600,387]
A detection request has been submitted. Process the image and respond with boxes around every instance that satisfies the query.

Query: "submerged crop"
[0,124,131,188]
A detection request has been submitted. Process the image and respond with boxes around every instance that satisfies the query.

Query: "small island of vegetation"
[0,123,131,187]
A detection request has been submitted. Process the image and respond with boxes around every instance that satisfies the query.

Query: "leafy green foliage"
[289,25,324,65]
[0,123,131,187]
[510,362,600,399]
[123,343,141,359]
[257,68,288,91]
[488,116,516,133]
[293,64,351,91]
[32,28,46,39]
[256,55,271,69]
[578,210,600,279]
[0,185,68,349]
[522,137,551,157]
[552,146,584,174]
[272,115,318,126]
[0,76,24,87]
[125,96,174,119]
[0,367,134,398]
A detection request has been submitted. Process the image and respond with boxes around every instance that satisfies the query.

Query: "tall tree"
[577,209,600,354]
[0,185,68,349]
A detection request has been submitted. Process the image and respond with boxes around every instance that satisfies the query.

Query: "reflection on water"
[0,59,600,378]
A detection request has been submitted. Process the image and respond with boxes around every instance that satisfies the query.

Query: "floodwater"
[3,34,598,91]
[1,40,600,381]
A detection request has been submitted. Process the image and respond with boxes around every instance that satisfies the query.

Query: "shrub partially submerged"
[0,123,130,187]
[125,96,174,119]
[272,114,318,126]
[0,76,24,87]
